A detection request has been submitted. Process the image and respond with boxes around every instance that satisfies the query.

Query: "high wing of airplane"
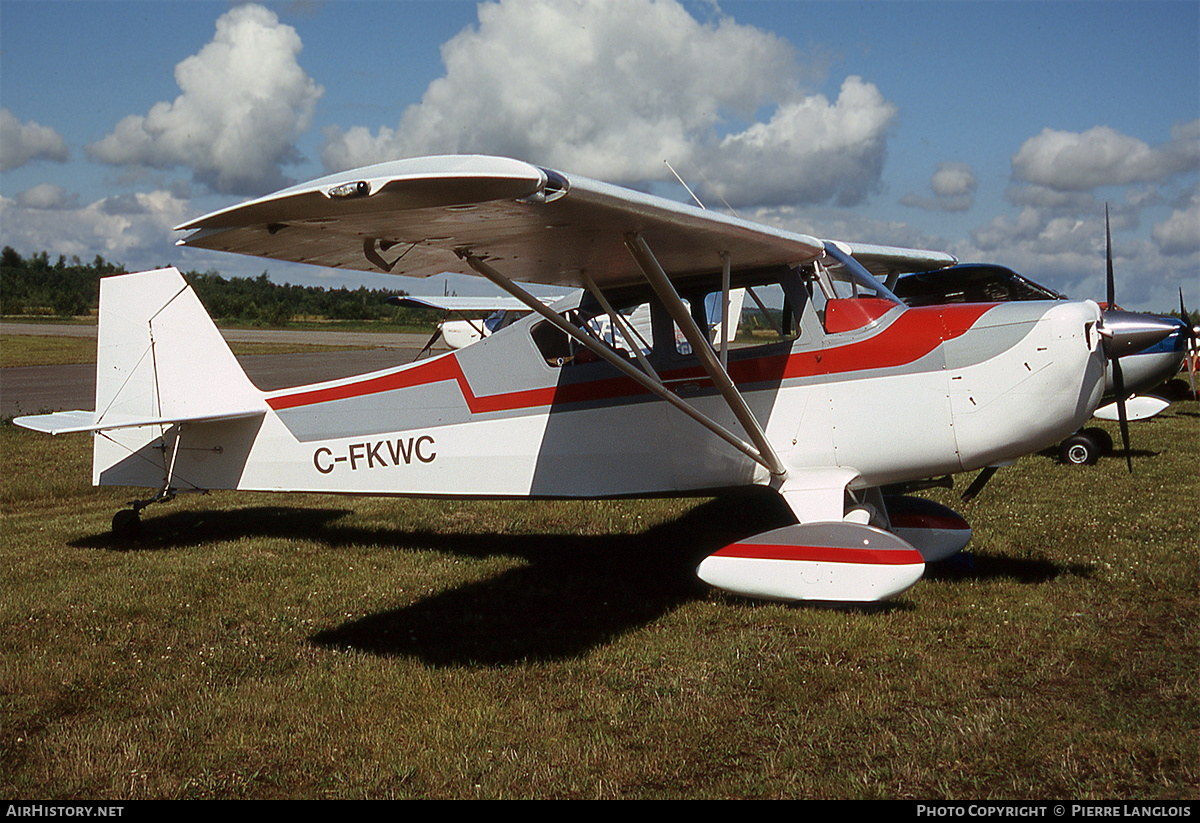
[14,155,1174,604]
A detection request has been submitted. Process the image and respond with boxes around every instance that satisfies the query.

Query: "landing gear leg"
[109,424,188,540]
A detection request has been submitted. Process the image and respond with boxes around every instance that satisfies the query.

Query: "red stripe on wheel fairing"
[715,542,925,566]
[888,512,970,531]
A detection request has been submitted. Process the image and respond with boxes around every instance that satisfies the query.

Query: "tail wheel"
[111,509,142,539]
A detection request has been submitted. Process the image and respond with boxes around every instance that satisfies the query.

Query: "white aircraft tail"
[92,268,263,428]
[14,268,267,489]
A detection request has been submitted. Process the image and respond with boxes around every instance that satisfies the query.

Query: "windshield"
[814,243,905,304]
[803,243,904,334]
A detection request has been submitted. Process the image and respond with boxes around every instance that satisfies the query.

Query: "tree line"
[0,247,430,326]
[3,245,1197,330]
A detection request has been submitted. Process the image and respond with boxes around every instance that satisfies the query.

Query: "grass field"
[1,401,1196,799]
[0,333,374,368]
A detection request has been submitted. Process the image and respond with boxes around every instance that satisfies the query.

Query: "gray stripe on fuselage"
[940,303,1048,372]
[274,378,474,442]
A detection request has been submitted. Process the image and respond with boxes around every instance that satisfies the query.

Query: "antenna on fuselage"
[665,160,706,210]
[665,159,742,219]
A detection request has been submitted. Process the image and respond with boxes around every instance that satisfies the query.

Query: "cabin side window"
[674,270,807,356]
[530,301,655,368]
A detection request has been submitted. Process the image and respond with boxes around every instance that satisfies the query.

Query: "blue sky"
[1,0,1196,311]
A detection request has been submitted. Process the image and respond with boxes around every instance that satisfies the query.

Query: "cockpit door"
[802,249,960,484]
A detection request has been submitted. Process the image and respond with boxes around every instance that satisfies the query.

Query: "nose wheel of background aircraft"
[1058,427,1113,466]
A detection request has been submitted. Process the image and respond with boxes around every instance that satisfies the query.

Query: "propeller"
[1105,207,1132,472]
[1095,205,1180,471]
[1180,287,1199,398]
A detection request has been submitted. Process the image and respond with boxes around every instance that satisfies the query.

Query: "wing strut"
[457,251,776,473]
[720,251,731,370]
[624,234,787,479]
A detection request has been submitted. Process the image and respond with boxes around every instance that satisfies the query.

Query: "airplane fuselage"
[14,151,1159,601]
[95,289,1106,511]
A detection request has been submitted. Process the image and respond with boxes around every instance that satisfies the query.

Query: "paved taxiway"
[1,323,446,417]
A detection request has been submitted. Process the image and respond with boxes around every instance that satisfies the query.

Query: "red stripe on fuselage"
[266,303,996,414]
[783,303,993,381]
[266,353,556,412]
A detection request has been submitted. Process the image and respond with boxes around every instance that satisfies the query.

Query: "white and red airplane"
[13,155,1175,603]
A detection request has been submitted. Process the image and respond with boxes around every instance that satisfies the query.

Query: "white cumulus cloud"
[0,189,191,267]
[963,121,1200,309]
[13,183,78,211]
[86,4,323,196]
[1152,193,1200,256]
[901,161,977,212]
[1012,121,1200,192]
[0,109,69,171]
[320,0,897,209]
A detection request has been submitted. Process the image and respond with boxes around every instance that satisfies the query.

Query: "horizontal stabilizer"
[12,408,264,436]
[12,410,97,435]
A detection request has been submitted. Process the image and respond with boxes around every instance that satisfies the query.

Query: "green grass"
[1,335,99,367]
[1,405,1196,799]
[1,334,374,368]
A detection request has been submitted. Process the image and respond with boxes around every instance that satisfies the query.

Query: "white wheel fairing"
[883,495,972,562]
[698,522,925,602]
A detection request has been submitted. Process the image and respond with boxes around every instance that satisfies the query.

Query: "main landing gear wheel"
[1059,432,1102,466]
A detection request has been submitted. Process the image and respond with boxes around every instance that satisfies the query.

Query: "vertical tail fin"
[14,268,267,491]
[89,268,266,488]
[94,268,263,427]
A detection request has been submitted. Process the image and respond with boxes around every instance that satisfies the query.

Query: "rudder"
[91,268,265,487]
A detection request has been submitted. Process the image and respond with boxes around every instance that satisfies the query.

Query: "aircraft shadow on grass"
[71,490,1095,666]
[923,552,1093,587]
